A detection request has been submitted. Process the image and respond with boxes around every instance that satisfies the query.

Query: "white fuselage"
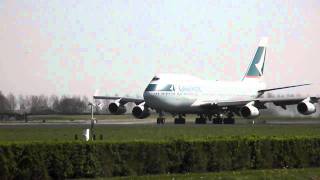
[143,74,266,113]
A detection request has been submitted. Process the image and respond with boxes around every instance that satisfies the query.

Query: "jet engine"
[240,104,260,119]
[108,101,126,115]
[132,103,150,119]
[297,100,316,115]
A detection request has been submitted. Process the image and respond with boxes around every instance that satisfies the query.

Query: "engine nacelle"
[240,105,260,119]
[297,101,316,115]
[108,102,126,115]
[132,103,150,119]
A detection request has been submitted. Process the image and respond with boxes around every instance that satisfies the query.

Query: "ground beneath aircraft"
[1,117,320,126]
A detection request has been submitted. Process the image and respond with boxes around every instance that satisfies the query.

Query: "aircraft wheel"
[213,118,223,124]
[157,117,165,124]
[174,118,178,124]
[223,118,235,124]
[174,117,186,124]
[195,118,200,124]
[195,118,206,124]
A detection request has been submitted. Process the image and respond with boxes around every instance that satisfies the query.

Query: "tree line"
[0,91,139,115]
[0,91,94,114]
[0,91,319,116]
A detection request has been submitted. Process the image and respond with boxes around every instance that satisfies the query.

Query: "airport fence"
[1,136,320,179]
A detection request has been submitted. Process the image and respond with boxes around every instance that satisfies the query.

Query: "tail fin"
[242,37,268,81]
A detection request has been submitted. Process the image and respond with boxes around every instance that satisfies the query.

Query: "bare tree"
[29,95,49,114]
[0,91,10,113]
[49,95,60,113]
[58,96,86,114]
[82,96,90,113]
[6,93,16,112]
[93,99,101,114]
[18,95,27,113]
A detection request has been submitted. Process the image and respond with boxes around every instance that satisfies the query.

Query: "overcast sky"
[1,0,319,97]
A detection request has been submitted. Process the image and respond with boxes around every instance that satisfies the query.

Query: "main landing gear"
[223,116,235,124]
[194,113,235,124]
[156,111,235,125]
[223,112,235,124]
[195,114,207,124]
[212,114,223,124]
[174,114,186,124]
[211,113,235,124]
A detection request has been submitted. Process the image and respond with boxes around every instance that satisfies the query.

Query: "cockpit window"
[145,84,175,91]
[157,84,174,91]
[152,76,160,81]
[145,84,157,91]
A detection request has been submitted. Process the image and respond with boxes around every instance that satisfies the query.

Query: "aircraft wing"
[195,83,316,108]
[93,96,144,104]
[256,83,311,97]
[195,97,320,109]
[257,97,320,109]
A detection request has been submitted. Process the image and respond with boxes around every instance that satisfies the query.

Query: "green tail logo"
[243,38,268,79]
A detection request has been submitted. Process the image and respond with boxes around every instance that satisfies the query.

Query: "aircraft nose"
[143,91,156,107]
[143,91,152,101]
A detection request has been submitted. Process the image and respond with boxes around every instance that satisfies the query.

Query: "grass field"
[1,123,320,142]
[108,168,320,180]
[0,114,319,142]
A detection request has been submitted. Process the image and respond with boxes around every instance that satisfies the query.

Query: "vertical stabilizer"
[242,37,268,81]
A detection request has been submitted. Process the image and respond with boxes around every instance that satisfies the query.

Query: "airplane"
[94,38,319,124]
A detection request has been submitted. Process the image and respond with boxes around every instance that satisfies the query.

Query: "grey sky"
[1,0,319,97]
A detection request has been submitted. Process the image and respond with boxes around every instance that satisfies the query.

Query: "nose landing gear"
[157,117,165,124]
[156,111,165,124]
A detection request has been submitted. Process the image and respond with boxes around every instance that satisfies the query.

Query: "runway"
[0,119,154,126]
[1,118,320,126]
[265,120,320,125]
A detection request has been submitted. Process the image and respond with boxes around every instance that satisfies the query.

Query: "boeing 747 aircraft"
[94,38,318,124]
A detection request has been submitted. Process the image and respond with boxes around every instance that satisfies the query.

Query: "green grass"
[1,114,320,142]
[107,168,320,180]
[1,124,320,142]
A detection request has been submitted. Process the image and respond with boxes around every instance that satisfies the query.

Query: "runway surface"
[0,119,153,126]
[1,118,320,126]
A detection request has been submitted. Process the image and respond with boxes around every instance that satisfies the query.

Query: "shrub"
[0,136,320,179]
